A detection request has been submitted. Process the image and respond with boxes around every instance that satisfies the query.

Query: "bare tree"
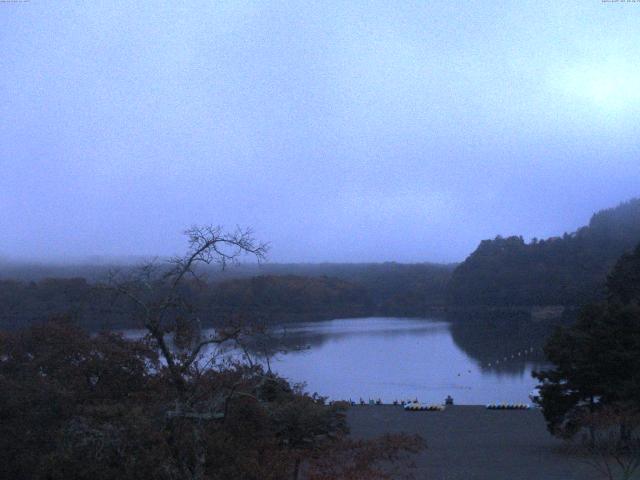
[106,225,268,480]
[109,226,266,379]
[100,226,424,480]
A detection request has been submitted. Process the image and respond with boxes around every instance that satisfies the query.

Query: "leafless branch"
[166,225,268,290]
[102,225,268,395]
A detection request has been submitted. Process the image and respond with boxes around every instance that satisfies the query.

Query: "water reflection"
[448,311,574,375]
[122,316,568,405]
[267,317,451,351]
[252,316,562,404]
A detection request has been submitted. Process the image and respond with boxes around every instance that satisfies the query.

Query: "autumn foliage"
[0,321,423,480]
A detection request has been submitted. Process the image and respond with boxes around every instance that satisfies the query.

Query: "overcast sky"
[2,1,640,263]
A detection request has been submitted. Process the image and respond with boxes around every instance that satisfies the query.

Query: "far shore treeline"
[1,198,639,331]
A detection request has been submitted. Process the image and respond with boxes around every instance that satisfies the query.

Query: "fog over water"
[2,1,640,263]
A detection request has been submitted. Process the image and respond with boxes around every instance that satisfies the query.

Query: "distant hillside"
[202,275,374,323]
[447,198,640,307]
[0,261,455,330]
[0,260,454,308]
[0,275,373,331]
[0,261,454,328]
[250,263,454,315]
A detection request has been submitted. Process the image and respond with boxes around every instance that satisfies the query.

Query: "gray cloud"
[1,1,639,263]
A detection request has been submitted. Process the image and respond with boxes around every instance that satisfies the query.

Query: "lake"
[264,317,548,405]
[124,316,551,405]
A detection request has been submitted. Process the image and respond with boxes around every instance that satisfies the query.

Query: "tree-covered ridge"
[203,275,374,323]
[0,275,373,331]
[447,198,640,306]
[0,263,454,330]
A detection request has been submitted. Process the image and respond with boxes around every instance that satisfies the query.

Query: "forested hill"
[0,263,454,330]
[447,198,640,307]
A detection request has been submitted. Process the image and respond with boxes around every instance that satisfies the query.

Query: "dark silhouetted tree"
[534,243,640,441]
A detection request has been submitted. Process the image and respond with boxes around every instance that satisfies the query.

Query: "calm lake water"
[124,316,551,405]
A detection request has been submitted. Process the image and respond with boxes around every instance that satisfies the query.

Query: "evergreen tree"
[533,244,640,438]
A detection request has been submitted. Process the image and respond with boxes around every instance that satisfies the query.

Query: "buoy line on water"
[485,346,542,368]
[486,403,530,410]
[403,403,445,411]
[329,399,534,410]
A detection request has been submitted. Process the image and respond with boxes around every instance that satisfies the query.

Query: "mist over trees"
[2,198,640,334]
[0,226,424,480]
[1,199,639,477]
[0,263,453,331]
[447,198,640,307]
